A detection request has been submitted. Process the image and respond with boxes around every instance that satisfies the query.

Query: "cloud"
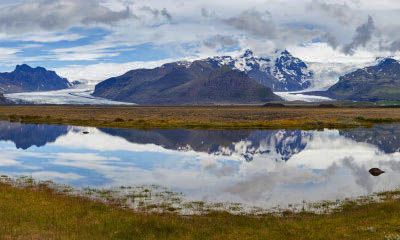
[0,0,399,81]
[50,43,122,61]
[203,35,239,49]
[0,0,132,34]
[201,8,214,18]
[322,33,339,49]
[343,16,376,55]
[224,10,277,38]
[160,8,172,21]
[140,6,172,21]
[307,0,356,24]
[386,40,400,52]
[342,157,374,192]
[16,32,84,43]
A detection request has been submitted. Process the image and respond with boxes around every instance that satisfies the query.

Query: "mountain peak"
[280,50,291,56]
[376,58,398,67]
[15,64,33,72]
[241,49,254,58]
[15,64,47,73]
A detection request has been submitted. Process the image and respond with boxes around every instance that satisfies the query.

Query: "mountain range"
[93,50,314,104]
[3,52,400,105]
[0,64,70,94]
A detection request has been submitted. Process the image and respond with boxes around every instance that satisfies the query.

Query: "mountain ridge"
[0,64,71,93]
[93,58,282,105]
[308,57,400,101]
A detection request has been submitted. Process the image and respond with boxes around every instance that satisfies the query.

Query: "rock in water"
[369,168,385,176]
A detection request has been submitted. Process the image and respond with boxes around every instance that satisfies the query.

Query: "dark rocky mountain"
[0,64,71,93]
[319,58,400,101]
[0,121,69,149]
[209,50,313,91]
[93,60,281,105]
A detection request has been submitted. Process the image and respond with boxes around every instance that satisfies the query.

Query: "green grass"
[2,182,400,239]
[355,116,396,123]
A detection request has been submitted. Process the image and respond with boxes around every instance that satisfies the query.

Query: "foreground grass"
[1,105,400,129]
[2,183,400,239]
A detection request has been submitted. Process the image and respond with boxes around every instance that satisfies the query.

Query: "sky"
[0,0,400,82]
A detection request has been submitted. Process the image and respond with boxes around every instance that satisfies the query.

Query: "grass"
[2,182,400,239]
[1,105,400,129]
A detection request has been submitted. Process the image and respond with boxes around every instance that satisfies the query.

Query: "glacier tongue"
[5,84,136,105]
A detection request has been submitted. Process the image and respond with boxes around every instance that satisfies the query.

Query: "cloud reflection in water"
[0,121,399,208]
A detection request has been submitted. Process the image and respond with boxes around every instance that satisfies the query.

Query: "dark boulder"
[369,168,385,176]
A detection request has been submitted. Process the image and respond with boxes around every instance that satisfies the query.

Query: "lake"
[0,121,399,212]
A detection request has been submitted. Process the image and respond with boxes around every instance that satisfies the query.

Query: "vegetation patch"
[1,176,400,239]
[1,106,400,130]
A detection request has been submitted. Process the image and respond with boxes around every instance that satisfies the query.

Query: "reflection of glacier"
[0,121,69,149]
[99,128,312,162]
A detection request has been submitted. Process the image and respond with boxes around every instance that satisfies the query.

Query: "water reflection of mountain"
[99,128,311,161]
[0,121,68,149]
[340,125,400,154]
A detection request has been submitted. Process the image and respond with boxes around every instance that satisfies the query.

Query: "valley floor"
[1,181,400,239]
[0,105,400,129]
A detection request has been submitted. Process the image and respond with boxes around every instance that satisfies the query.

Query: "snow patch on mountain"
[207,49,314,91]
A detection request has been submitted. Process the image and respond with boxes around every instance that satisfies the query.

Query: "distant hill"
[93,60,282,105]
[319,58,400,101]
[0,64,71,93]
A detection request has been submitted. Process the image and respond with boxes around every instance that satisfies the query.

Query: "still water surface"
[0,121,399,210]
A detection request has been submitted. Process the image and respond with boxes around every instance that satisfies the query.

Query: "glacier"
[5,84,135,105]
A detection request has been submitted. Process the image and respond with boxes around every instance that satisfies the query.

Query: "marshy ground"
[0,105,400,129]
[1,179,400,239]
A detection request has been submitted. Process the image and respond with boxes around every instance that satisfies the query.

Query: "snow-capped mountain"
[316,57,400,101]
[208,49,314,91]
[93,49,314,104]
